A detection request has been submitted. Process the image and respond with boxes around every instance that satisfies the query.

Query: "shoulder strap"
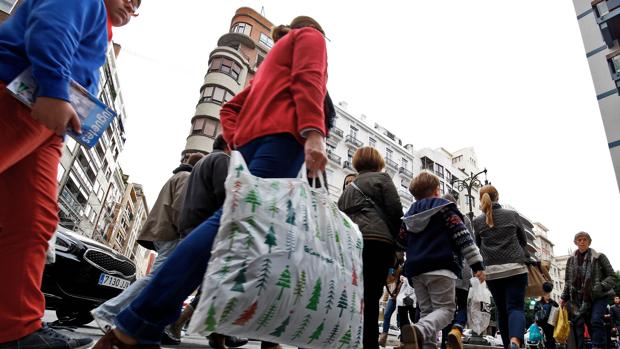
[350,181,392,228]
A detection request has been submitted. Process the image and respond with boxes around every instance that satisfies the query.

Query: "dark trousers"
[573,297,609,349]
[397,305,420,327]
[486,273,528,349]
[541,322,555,349]
[440,288,469,349]
[362,240,395,349]
[115,134,305,343]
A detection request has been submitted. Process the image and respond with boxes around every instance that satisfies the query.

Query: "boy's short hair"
[410,171,440,200]
[352,147,385,172]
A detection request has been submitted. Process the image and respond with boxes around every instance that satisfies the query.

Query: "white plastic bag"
[547,305,560,327]
[189,151,365,349]
[467,278,491,335]
[46,231,57,264]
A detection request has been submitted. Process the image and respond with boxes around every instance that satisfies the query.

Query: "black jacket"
[179,150,230,236]
[337,171,402,244]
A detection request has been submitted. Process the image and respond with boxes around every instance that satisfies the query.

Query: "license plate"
[98,273,130,290]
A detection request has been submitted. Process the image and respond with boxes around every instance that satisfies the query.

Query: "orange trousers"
[0,83,62,342]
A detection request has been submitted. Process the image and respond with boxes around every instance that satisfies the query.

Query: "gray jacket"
[473,203,530,266]
[337,171,402,244]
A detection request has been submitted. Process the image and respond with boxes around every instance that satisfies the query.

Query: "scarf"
[570,249,593,317]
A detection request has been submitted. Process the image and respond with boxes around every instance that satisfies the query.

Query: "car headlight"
[55,233,83,253]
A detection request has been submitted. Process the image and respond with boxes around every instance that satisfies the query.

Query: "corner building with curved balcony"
[183,7,274,157]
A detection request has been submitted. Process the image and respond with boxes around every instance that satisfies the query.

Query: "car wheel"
[55,307,94,326]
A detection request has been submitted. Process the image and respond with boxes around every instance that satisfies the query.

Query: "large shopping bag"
[467,278,491,335]
[553,306,570,343]
[547,304,560,327]
[525,264,551,298]
[188,151,365,349]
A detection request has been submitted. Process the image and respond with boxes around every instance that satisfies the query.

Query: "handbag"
[553,306,570,343]
[525,263,551,298]
[188,151,365,349]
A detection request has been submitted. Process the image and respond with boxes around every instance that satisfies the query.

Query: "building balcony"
[343,160,354,170]
[398,188,413,201]
[329,126,344,140]
[327,151,341,165]
[385,158,398,170]
[594,0,620,47]
[399,167,413,178]
[345,135,363,148]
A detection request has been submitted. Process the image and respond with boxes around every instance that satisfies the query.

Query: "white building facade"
[573,0,620,191]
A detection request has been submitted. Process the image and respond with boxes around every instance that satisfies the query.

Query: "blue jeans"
[573,297,609,349]
[486,273,528,349]
[382,298,396,333]
[92,239,180,323]
[115,134,305,344]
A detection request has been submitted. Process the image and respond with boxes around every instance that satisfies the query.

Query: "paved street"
[44,310,401,349]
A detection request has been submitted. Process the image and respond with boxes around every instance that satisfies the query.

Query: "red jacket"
[220,27,327,148]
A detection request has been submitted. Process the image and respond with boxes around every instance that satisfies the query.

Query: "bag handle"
[298,163,329,194]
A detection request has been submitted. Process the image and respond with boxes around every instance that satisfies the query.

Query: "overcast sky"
[114,1,620,268]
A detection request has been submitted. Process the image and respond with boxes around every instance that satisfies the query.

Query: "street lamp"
[449,168,489,222]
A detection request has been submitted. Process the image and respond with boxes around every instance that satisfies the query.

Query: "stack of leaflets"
[7,68,117,149]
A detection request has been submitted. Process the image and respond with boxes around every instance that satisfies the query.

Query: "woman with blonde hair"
[338,146,403,349]
[473,185,530,349]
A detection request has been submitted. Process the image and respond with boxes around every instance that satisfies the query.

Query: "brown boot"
[168,304,195,340]
[378,332,388,347]
[400,324,423,349]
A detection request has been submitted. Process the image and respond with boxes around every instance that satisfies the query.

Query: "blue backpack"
[528,323,543,342]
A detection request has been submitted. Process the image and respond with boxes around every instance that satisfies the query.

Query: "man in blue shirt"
[0,1,139,348]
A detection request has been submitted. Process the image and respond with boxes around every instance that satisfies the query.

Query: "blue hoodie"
[400,197,484,278]
[0,0,108,101]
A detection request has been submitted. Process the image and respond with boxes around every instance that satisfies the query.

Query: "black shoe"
[225,336,249,348]
[0,324,93,349]
[160,328,180,346]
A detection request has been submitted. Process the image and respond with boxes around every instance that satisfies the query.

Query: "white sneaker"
[91,310,114,334]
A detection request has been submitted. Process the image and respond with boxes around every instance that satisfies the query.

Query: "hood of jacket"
[403,197,455,233]
[173,163,193,174]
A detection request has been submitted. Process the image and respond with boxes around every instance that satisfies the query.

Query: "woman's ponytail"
[479,185,499,228]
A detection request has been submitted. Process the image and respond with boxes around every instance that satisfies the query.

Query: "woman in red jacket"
[93,16,329,349]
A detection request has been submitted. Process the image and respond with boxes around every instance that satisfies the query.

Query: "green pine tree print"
[337,288,348,317]
[285,199,296,225]
[303,210,309,232]
[205,300,218,332]
[350,292,356,320]
[325,279,336,314]
[354,325,362,348]
[244,187,261,213]
[264,224,277,253]
[218,297,238,325]
[270,181,280,192]
[338,327,352,349]
[243,230,254,249]
[231,261,247,292]
[291,313,312,340]
[235,164,244,178]
[307,319,325,344]
[323,323,340,346]
[269,199,279,218]
[299,186,307,199]
[347,234,354,252]
[229,222,240,250]
[306,278,322,311]
[326,223,334,240]
[269,312,292,337]
[351,264,358,286]
[256,258,272,296]
[276,265,292,300]
[218,255,233,280]
[255,304,277,330]
[285,230,295,259]
[335,229,341,244]
[292,270,307,305]
[232,301,257,326]
[342,217,352,229]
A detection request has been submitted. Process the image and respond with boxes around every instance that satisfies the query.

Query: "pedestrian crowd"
[0,1,618,349]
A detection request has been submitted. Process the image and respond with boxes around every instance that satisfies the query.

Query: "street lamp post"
[449,168,488,222]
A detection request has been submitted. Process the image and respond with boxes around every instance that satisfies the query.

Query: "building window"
[369,137,376,148]
[400,178,409,189]
[231,22,252,36]
[401,158,409,169]
[209,56,242,81]
[66,137,78,153]
[435,164,444,178]
[446,170,452,184]
[350,126,358,139]
[259,33,274,48]
[440,182,445,195]
[200,86,234,105]
[386,148,393,160]
[191,117,219,137]
[57,163,66,182]
[595,1,609,17]
[256,53,265,69]
[452,155,463,164]
[0,0,19,14]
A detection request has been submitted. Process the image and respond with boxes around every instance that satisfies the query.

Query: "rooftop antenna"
[260,6,265,17]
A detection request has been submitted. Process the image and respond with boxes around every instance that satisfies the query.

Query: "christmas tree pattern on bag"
[269,311,293,337]
[291,313,312,340]
[307,319,325,344]
[276,265,291,300]
[218,297,238,325]
[256,304,277,330]
[256,258,272,296]
[306,278,322,311]
[292,270,306,305]
[325,279,335,314]
[264,224,277,253]
[232,301,257,326]
[339,327,352,349]
[323,323,340,346]
[231,260,247,292]
[244,186,261,213]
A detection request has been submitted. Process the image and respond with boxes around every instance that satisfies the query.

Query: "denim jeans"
[486,272,528,349]
[573,297,609,349]
[382,298,397,333]
[115,134,305,344]
[92,239,180,323]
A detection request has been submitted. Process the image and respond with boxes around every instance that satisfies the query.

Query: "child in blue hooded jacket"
[397,171,486,349]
